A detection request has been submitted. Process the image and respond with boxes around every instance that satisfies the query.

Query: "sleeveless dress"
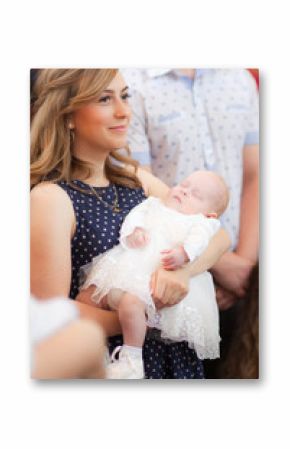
[58,179,204,379]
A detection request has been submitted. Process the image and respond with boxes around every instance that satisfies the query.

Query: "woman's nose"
[114,99,130,118]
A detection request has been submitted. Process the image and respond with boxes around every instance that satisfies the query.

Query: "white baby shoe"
[106,346,144,379]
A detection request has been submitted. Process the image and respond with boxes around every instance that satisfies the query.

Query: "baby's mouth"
[173,195,181,204]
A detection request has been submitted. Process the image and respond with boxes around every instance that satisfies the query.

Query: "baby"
[81,170,229,379]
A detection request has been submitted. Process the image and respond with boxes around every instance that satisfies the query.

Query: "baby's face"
[164,172,225,216]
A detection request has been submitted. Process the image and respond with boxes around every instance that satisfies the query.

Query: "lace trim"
[148,305,220,360]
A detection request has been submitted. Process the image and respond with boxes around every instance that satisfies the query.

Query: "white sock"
[122,345,142,358]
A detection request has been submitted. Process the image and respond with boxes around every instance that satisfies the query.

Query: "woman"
[31,69,230,379]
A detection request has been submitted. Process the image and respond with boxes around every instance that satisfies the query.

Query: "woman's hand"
[150,267,190,309]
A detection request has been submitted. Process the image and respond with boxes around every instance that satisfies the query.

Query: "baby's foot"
[106,346,144,379]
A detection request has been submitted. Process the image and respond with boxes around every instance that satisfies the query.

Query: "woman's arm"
[30,183,121,336]
[136,167,170,199]
[183,228,231,277]
[151,228,231,309]
[31,183,73,298]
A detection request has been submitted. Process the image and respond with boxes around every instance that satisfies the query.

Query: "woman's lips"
[109,125,128,133]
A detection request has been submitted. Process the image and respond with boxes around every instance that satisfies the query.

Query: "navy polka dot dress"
[58,179,204,379]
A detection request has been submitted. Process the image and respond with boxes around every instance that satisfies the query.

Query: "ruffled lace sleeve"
[183,215,221,262]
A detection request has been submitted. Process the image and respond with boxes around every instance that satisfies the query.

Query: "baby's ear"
[207,212,217,218]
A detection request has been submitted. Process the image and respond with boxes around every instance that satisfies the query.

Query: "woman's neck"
[72,140,110,187]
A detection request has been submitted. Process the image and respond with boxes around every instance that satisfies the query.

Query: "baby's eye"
[191,190,202,200]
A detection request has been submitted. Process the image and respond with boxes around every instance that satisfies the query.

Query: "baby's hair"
[213,173,230,216]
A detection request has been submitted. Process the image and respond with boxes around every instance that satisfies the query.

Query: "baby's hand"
[126,227,150,249]
[161,246,189,270]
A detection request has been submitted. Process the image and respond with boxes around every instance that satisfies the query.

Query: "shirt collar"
[146,68,173,78]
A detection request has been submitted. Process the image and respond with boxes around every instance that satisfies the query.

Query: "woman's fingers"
[152,270,165,301]
[150,268,190,309]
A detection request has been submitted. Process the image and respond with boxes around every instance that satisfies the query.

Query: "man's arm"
[236,143,259,263]
[211,143,259,303]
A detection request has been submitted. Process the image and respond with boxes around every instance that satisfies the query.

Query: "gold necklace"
[89,184,121,213]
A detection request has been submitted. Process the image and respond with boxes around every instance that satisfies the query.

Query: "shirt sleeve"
[121,70,152,166]
[119,198,151,249]
[244,70,259,146]
[183,217,221,262]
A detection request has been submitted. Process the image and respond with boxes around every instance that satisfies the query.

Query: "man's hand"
[125,227,150,249]
[215,285,238,311]
[150,267,190,309]
[161,246,189,270]
[211,252,254,297]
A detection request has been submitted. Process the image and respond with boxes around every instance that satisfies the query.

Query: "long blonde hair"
[30,69,141,189]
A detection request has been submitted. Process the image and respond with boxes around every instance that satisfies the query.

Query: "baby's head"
[164,170,229,217]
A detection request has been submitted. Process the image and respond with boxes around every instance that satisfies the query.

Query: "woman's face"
[71,72,131,152]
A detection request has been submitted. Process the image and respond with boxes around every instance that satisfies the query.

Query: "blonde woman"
[31,69,230,379]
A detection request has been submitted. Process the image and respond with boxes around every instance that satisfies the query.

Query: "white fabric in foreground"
[30,296,79,345]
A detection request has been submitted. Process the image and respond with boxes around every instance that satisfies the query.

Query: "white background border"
[0,1,288,447]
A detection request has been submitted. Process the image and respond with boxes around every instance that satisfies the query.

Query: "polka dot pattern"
[108,335,204,379]
[58,179,204,379]
[58,180,146,299]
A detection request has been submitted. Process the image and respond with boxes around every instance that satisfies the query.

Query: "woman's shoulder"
[31,181,70,201]
[31,182,74,218]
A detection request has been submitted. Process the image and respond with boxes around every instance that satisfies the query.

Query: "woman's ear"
[207,212,217,218]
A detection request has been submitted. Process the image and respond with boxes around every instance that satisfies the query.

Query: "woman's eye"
[99,96,111,103]
[121,92,131,101]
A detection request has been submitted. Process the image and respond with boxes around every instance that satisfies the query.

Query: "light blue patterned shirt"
[121,68,259,249]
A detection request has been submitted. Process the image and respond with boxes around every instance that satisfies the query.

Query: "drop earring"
[68,123,75,143]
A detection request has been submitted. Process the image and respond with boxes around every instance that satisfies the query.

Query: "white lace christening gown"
[82,197,221,359]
